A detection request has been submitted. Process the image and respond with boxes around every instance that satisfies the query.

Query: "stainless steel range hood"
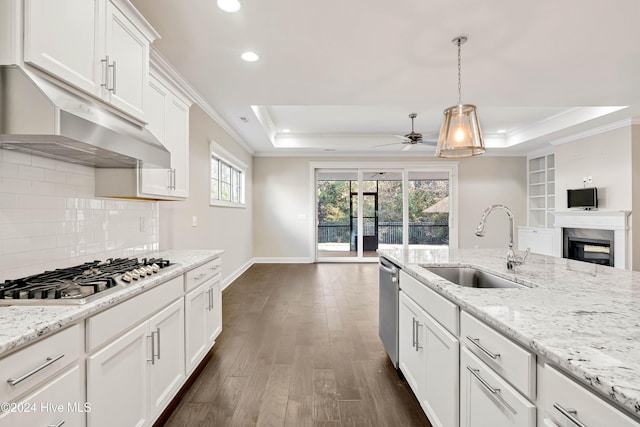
[0,66,170,168]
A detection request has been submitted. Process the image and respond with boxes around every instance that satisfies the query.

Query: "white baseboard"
[221,259,254,291]
[252,257,314,264]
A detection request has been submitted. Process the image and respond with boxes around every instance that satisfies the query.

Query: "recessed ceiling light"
[282,129,291,133]
[497,129,506,134]
[217,0,241,13]
[241,51,259,62]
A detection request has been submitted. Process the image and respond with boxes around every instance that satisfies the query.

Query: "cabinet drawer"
[86,275,183,352]
[0,365,85,427]
[461,311,536,400]
[0,324,80,403]
[544,364,639,427]
[185,258,222,292]
[460,347,535,427]
[400,270,458,335]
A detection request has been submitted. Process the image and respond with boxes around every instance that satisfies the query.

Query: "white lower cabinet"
[517,227,554,256]
[399,291,424,395]
[399,290,459,427]
[185,274,222,374]
[0,365,85,427]
[148,299,185,419]
[87,321,150,427]
[544,364,639,427]
[87,298,185,427]
[460,347,536,427]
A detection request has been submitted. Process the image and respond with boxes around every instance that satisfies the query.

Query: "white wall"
[158,106,253,285]
[630,125,640,270]
[458,156,528,249]
[0,149,159,282]
[252,155,527,259]
[554,126,632,211]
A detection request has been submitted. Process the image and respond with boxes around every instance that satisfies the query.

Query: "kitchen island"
[379,246,640,425]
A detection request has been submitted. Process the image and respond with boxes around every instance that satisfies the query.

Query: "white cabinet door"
[422,311,459,427]
[165,96,190,198]
[206,281,222,344]
[23,0,103,97]
[398,291,425,398]
[0,366,85,427]
[87,321,150,427]
[148,299,185,420]
[140,76,171,195]
[139,74,190,199]
[460,348,535,427]
[185,282,209,374]
[104,0,149,120]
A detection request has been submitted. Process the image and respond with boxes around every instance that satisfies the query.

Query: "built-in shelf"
[528,153,555,228]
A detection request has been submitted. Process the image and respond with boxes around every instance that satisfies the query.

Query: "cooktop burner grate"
[0,257,174,304]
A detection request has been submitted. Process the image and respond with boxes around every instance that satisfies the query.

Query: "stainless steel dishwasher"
[379,256,399,368]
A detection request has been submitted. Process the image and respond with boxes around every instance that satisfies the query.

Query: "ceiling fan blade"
[401,144,413,151]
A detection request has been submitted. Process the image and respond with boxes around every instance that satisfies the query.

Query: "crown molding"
[549,118,633,146]
[149,48,255,156]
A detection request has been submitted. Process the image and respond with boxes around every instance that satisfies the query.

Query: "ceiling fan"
[376,113,438,151]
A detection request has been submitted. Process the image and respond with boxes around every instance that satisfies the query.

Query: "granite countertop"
[0,249,223,357]
[379,247,640,419]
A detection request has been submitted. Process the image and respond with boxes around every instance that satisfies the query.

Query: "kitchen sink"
[423,266,527,289]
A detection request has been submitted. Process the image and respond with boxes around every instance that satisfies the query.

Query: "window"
[210,141,246,207]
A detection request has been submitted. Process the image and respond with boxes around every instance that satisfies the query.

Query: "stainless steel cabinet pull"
[110,60,117,94]
[7,353,65,386]
[553,403,588,427]
[411,318,416,348]
[415,322,422,351]
[467,366,500,394]
[155,327,161,360]
[207,287,214,311]
[48,421,65,427]
[172,169,177,189]
[100,56,109,89]
[466,336,500,359]
[194,272,207,281]
[147,332,156,365]
[167,169,173,189]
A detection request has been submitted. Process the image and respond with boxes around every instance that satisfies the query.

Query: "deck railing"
[318,221,449,245]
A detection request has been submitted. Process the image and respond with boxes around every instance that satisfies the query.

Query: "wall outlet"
[582,177,587,184]
[139,217,146,233]
[587,176,593,184]
[192,216,198,227]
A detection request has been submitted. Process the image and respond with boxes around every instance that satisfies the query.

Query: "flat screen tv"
[567,187,598,209]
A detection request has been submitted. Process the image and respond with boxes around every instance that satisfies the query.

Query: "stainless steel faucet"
[475,204,530,270]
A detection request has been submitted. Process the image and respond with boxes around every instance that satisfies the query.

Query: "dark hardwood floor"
[162,263,431,427]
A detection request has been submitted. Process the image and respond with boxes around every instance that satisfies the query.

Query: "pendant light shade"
[436,36,485,158]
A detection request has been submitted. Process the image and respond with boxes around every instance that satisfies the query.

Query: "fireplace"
[563,228,614,266]
[553,210,631,269]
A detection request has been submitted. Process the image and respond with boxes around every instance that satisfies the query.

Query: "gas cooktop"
[0,257,177,305]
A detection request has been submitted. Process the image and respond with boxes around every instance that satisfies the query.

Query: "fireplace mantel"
[553,210,631,269]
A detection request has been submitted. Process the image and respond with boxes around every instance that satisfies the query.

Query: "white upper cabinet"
[23,0,103,96]
[22,0,158,122]
[139,70,191,199]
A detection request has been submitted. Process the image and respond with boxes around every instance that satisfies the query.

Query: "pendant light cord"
[457,38,462,105]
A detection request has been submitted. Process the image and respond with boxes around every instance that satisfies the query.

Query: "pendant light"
[436,36,485,158]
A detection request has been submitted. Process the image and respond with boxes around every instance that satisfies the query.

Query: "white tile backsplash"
[0,149,159,282]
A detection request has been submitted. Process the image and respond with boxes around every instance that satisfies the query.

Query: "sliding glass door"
[314,164,456,262]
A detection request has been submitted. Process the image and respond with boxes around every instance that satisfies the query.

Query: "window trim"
[210,141,247,208]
